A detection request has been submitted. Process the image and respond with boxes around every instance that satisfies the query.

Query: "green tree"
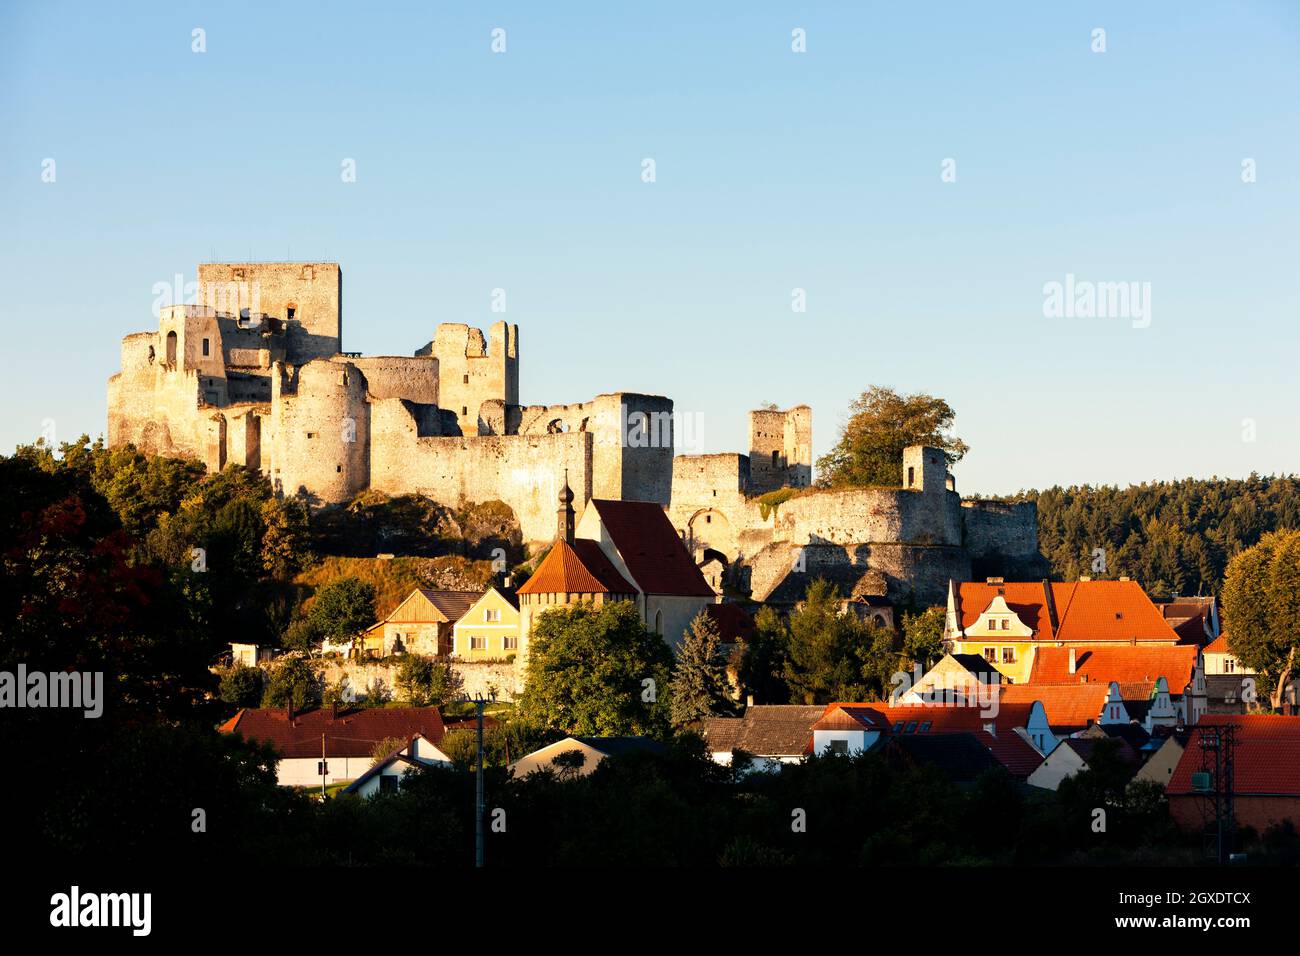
[308,577,377,655]
[902,607,946,669]
[396,655,461,707]
[669,611,732,726]
[783,579,876,703]
[220,662,263,708]
[1222,529,1300,708]
[260,654,322,710]
[736,605,791,704]
[517,601,674,737]
[816,386,968,488]
[260,497,313,579]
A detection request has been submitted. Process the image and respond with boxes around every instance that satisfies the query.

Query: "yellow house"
[451,586,522,660]
[361,589,481,658]
[945,578,1183,684]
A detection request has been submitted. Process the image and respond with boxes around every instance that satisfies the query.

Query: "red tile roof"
[220,706,448,760]
[1168,715,1300,796]
[813,702,1043,778]
[590,499,715,597]
[516,539,636,596]
[1203,634,1232,656]
[955,579,1181,644]
[1029,644,1199,691]
[997,683,1110,732]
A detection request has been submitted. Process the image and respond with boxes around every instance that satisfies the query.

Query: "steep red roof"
[1203,634,1232,656]
[813,702,1043,778]
[1029,644,1199,691]
[1168,715,1300,796]
[516,539,636,596]
[955,579,1180,644]
[220,706,447,759]
[998,683,1109,732]
[590,499,715,597]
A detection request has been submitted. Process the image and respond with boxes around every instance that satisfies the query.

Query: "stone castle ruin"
[108,261,1042,602]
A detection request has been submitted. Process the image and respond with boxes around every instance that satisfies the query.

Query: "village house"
[450,585,521,660]
[361,588,481,658]
[341,733,454,798]
[809,703,1044,779]
[1167,714,1300,833]
[944,578,1187,685]
[1026,733,1142,791]
[701,704,825,771]
[1201,634,1258,714]
[219,704,448,788]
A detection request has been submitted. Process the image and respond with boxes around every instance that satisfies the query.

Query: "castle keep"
[108,261,1042,602]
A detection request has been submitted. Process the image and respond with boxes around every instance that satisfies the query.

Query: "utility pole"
[456,690,496,868]
[322,732,327,799]
[475,697,485,868]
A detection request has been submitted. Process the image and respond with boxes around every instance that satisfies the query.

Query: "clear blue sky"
[2,1,1298,495]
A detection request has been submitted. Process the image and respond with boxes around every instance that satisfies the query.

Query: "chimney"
[746,694,754,709]
[285,700,295,722]
[503,574,513,589]
[1068,648,1077,674]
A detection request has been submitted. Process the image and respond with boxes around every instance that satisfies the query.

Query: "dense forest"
[1021,476,1300,597]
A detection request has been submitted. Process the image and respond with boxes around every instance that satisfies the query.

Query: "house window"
[470,636,487,651]
[892,721,904,733]
[380,775,398,794]
[504,636,518,651]
[904,721,918,734]
[983,647,997,663]
[484,608,501,623]
[829,739,848,755]
[317,761,329,776]
[1001,619,1010,630]
[919,721,932,732]
[1224,659,1235,674]
[1001,647,1016,664]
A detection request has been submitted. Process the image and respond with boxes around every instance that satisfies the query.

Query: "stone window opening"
[147,345,155,364]
[202,337,210,357]
[463,374,469,384]
[165,330,178,364]
[286,303,297,322]
[907,466,915,487]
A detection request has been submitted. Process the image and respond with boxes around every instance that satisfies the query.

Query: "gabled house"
[451,585,521,660]
[811,703,1045,780]
[1202,634,1258,714]
[1026,735,1141,791]
[701,704,824,770]
[220,704,449,788]
[1167,715,1300,832]
[944,578,1185,684]
[341,733,454,798]
[361,588,482,658]
[508,736,666,778]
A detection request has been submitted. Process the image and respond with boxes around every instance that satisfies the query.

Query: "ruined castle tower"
[747,405,812,494]
[108,261,673,546]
